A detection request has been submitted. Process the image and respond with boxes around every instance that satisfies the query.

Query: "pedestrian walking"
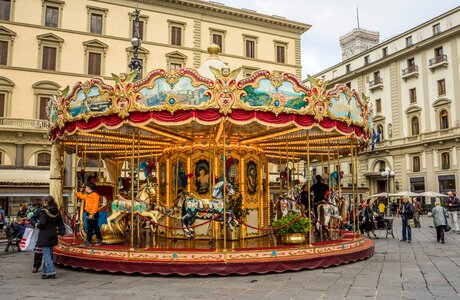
[400,196,414,243]
[76,182,102,247]
[413,198,422,228]
[446,191,459,233]
[37,195,64,279]
[431,200,449,244]
[360,202,378,238]
[29,199,43,273]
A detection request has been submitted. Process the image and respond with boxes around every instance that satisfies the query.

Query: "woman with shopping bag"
[431,200,450,244]
[29,199,43,273]
[37,196,64,279]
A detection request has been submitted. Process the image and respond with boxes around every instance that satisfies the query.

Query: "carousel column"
[49,143,64,208]
[266,159,270,230]
[307,132,312,246]
[240,157,245,238]
[258,159,263,235]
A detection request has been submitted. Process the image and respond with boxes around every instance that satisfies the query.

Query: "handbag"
[444,208,452,232]
[407,219,414,228]
[19,227,39,251]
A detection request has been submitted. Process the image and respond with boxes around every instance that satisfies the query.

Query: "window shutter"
[39,97,49,120]
[0,41,8,65]
[0,94,5,118]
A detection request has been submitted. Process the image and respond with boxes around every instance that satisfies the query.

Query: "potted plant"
[272,212,312,244]
[225,192,248,240]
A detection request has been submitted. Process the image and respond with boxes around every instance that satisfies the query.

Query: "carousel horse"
[315,191,342,239]
[275,191,302,220]
[181,181,238,239]
[106,182,160,235]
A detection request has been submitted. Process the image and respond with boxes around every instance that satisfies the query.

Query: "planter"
[281,233,306,244]
[225,226,240,241]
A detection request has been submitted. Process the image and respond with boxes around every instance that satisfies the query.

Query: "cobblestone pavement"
[1,215,460,300]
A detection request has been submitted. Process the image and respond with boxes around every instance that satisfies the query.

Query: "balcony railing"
[0,118,49,129]
[368,77,383,91]
[429,55,448,71]
[402,65,419,80]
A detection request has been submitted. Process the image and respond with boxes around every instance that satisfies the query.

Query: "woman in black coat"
[37,196,64,279]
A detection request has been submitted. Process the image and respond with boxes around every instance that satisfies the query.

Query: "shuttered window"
[37,153,51,166]
[42,46,57,70]
[39,97,49,120]
[276,45,285,63]
[0,93,5,118]
[0,41,7,65]
[171,26,182,46]
[88,52,101,75]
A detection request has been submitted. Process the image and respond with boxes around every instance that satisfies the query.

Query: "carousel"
[47,43,374,275]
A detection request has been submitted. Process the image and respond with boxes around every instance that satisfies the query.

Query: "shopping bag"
[19,227,39,251]
[407,219,414,228]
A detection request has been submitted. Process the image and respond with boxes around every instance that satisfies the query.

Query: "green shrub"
[272,212,312,237]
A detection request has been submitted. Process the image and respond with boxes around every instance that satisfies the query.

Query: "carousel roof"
[47,48,372,161]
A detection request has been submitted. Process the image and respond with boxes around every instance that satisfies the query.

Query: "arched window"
[411,116,420,135]
[412,156,420,172]
[378,161,386,172]
[37,153,51,166]
[440,110,449,129]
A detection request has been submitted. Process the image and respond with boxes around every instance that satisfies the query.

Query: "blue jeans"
[42,246,56,276]
[402,219,412,241]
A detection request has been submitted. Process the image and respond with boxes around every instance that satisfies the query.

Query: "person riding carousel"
[310,175,329,214]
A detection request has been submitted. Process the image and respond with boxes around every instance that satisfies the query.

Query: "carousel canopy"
[47,48,372,161]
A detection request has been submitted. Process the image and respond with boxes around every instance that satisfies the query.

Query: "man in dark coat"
[310,175,329,214]
[37,196,64,279]
[400,196,414,243]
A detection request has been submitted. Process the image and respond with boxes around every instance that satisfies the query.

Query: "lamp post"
[128,6,142,80]
[380,167,395,216]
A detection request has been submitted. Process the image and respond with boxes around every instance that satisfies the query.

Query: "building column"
[15,144,24,168]
[49,143,63,208]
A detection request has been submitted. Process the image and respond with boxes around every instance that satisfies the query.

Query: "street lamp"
[128,7,142,80]
[380,167,395,216]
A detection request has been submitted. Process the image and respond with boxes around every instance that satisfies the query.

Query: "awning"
[0,169,50,185]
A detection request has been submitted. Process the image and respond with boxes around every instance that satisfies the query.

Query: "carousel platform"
[54,232,374,276]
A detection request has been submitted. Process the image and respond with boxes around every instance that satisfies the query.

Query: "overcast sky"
[214,0,459,78]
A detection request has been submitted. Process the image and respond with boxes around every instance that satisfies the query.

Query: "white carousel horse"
[106,182,160,235]
[275,191,302,220]
[315,191,343,239]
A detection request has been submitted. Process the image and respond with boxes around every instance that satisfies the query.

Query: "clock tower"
[340,28,379,61]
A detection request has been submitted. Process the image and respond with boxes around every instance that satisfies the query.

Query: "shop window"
[438,175,456,194]
[410,177,425,193]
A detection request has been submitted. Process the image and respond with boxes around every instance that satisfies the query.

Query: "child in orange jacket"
[75,182,102,247]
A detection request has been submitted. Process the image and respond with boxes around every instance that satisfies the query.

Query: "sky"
[213,0,459,78]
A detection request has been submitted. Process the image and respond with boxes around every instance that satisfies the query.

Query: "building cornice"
[137,0,311,34]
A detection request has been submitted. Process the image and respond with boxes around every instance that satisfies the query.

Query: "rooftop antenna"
[356,7,360,29]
